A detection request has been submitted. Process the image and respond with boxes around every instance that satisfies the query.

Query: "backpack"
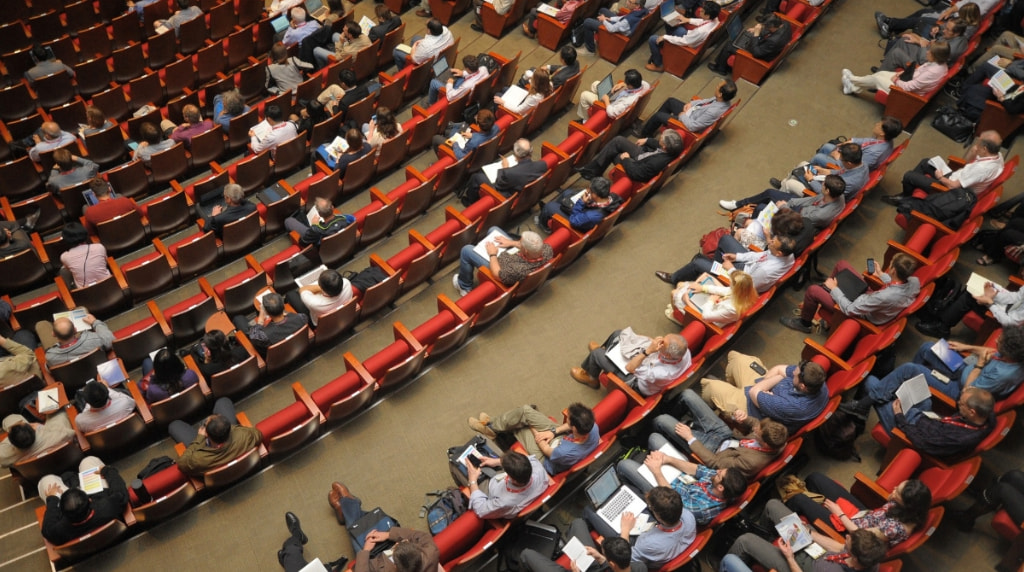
[897,187,977,229]
[813,410,865,462]
[477,53,499,74]
[422,487,467,535]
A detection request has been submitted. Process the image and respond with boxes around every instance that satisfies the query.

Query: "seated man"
[39,456,127,545]
[25,46,75,85]
[468,402,599,475]
[251,103,300,153]
[316,70,369,118]
[169,397,263,476]
[83,177,137,232]
[517,46,580,91]
[233,292,309,356]
[725,505,888,572]
[638,79,737,138]
[312,20,372,68]
[161,104,215,148]
[916,277,1024,338]
[426,54,490,106]
[521,519,644,572]
[881,19,968,72]
[809,116,902,171]
[866,385,995,459]
[394,19,454,70]
[653,388,788,479]
[657,233,797,293]
[155,0,204,35]
[74,381,137,434]
[537,177,622,232]
[26,121,77,164]
[772,142,868,198]
[0,410,74,468]
[0,213,34,258]
[780,252,920,333]
[885,129,1004,204]
[646,2,721,72]
[285,269,353,327]
[576,130,685,183]
[37,313,114,366]
[617,443,748,525]
[461,138,547,206]
[571,329,690,395]
[0,334,41,386]
[131,122,175,165]
[841,41,949,97]
[282,7,321,47]
[578,2,649,57]
[708,15,791,75]
[583,486,695,569]
[284,197,355,246]
[578,69,650,120]
[955,55,1024,122]
[718,174,847,231]
[700,351,829,433]
[200,183,258,237]
[454,228,553,296]
[432,109,500,161]
[465,451,550,519]
[45,148,98,194]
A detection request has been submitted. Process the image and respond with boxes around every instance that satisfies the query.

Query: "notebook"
[834,268,868,300]
[482,156,518,183]
[96,358,126,387]
[54,308,90,332]
[472,228,518,259]
[660,0,683,24]
[295,265,328,289]
[433,57,451,82]
[895,374,933,413]
[37,388,61,414]
[930,339,966,372]
[595,74,614,99]
[585,465,649,535]
[257,183,287,205]
[500,85,530,109]
[537,3,559,16]
[635,442,695,487]
[271,14,290,33]
[965,272,994,297]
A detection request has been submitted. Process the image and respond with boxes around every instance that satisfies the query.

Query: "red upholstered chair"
[414,295,473,358]
[255,383,325,456]
[111,309,171,369]
[36,504,134,563]
[204,257,269,317]
[309,353,377,422]
[595,9,658,64]
[662,15,726,78]
[871,410,1016,470]
[655,528,713,572]
[435,511,510,569]
[851,449,980,507]
[802,318,905,373]
[363,323,428,390]
[128,465,196,523]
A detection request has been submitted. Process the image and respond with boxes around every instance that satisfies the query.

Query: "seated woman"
[786,473,932,549]
[841,41,950,97]
[668,271,757,327]
[362,107,403,153]
[494,69,552,116]
[190,330,249,379]
[522,0,583,38]
[314,128,373,177]
[431,109,500,160]
[140,348,199,403]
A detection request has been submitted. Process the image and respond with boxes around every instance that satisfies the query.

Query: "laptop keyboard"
[600,490,633,521]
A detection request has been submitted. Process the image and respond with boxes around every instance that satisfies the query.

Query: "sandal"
[976,255,996,266]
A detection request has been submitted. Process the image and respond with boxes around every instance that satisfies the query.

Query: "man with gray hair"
[284,197,356,246]
[454,227,553,296]
[576,130,684,182]
[200,183,257,237]
[887,129,1004,203]
[281,7,321,47]
[27,122,77,164]
[460,139,548,206]
[571,329,690,395]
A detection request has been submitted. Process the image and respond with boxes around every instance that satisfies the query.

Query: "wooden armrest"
[182,354,212,396]
[125,380,154,424]
[368,253,397,276]
[1009,275,1024,291]
[549,213,573,233]
[30,232,49,265]
[567,120,599,139]
[541,142,571,161]
[233,330,266,370]
[928,386,957,410]
[236,411,252,427]
[343,352,375,385]
[908,211,954,235]
[479,184,507,204]
[243,254,265,275]
[208,161,226,174]
[408,229,436,250]
[196,277,223,310]
[445,206,473,225]
[882,241,930,267]
[436,294,469,321]
[292,382,326,422]
[174,442,186,456]
[411,104,430,118]
[681,303,724,336]
[496,105,521,121]
[852,471,890,503]
[801,337,852,371]
[106,257,130,290]
[948,156,967,170]
[437,144,457,161]
[368,187,392,206]
[54,276,76,308]
[605,372,645,407]
[151,238,178,270]
[405,165,430,183]
[811,519,844,543]
[393,321,424,351]
[0,197,15,221]
[146,301,173,337]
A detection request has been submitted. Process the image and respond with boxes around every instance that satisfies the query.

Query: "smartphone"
[866,258,876,274]
[750,362,767,375]
[467,454,482,468]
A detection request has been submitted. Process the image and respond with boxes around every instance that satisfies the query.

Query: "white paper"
[895,374,931,412]
[775,512,814,551]
[306,205,322,225]
[482,156,518,183]
[447,132,468,148]
[989,54,1006,68]
[966,272,994,297]
[537,3,559,15]
[710,261,729,278]
[326,135,349,160]
[500,85,530,109]
[37,388,61,414]
[990,70,1016,98]
[804,542,827,559]
[148,347,165,363]
[562,537,596,572]
[636,442,688,487]
[295,265,328,289]
[928,155,952,176]
[394,43,412,53]
[54,308,90,332]
[80,466,104,495]
[96,358,126,386]
[251,120,273,142]
[358,15,375,36]
[472,228,518,260]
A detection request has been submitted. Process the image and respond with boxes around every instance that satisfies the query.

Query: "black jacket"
[618,140,677,182]
[550,61,581,89]
[202,202,258,236]
[494,159,548,196]
[369,16,402,43]
[750,21,792,61]
[41,465,128,545]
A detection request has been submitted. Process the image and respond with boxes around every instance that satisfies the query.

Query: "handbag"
[931,105,975,144]
[700,227,731,259]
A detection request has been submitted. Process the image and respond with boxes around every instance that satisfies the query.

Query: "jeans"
[394,34,421,70]
[648,35,665,67]
[538,189,574,230]
[656,389,735,452]
[617,433,674,493]
[312,33,341,67]
[457,226,509,290]
[911,340,966,400]
[864,362,936,431]
[582,16,605,51]
[809,142,842,169]
[640,97,684,138]
[428,76,466,105]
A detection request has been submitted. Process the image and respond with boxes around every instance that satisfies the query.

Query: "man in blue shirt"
[582,486,696,569]
[469,403,599,474]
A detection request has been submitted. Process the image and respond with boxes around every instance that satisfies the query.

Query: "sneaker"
[665,307,683,326]
[779,316,813,333]
[718,199,738,211]
[874,12,891,38]
[841,68,853,79]
[468,416,497,439]
[452,274,470,297]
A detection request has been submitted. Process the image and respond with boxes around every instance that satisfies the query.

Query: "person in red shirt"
[82,178,137,234]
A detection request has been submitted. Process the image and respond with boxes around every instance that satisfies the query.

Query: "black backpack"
[422,487,467,535]
[477,53,499,74]
[813,410,865,462]
[897,187,977,229]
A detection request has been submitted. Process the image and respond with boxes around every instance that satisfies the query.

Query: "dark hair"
[393,541,424,572]
[462,54,479,70]
[776,235,797,256]
[759,418,788,449]
[720,79,738,101]
[339,69,357,87]
[887,479,932,528]
[979,137,1002,154]
[623,69,642,89]
[702,2,721,19]
[140,122,161,144]
[763,14,782,29]
[560,45,577,66]
[647,486,683,525]
[998,325,1024,363]
[270,43,288,62]
[427,18,443,35]
[797,361,826,393]
[205,415,232,444]
[890,253,917,282]
[60,488,91,522]
[345,20,362,37]
[950,20,968,36]
[176,0,191,9]
[9,424,35,449]
[476,109,496,132]
[265,104,284,122]
[83,381,111,409]
[86,106,106,129]
[32,45,52,62]
[849,529,888,567]
[660,129,685,156]
[375,107,399,139]
[823,174,846,198]
[318,269,344,297]
[182,105,201,124]
[152,348,187,394]
[590,177,611,199]
[375,5,394,19]
[771,209,804,237]
[567,402,595,434]
[203,330,235,364]
[602,537,632,569]
[880,116,902,141]
[501,451,533,485]
[839,142,863,165]
[720,469,747,500]
[263,293,285,317]
[344,127,363,150]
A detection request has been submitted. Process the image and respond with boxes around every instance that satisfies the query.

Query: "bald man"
[28,122,77,163]
[36,314,114,366]
[885,129,1005,203]
[572,329,691,396]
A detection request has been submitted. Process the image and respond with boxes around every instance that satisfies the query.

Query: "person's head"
[771,209,804,238]
[263,292,285,318]
[140,121,161,144]
[590,176,611,199]
[886,479,932,528]
[32,46,54,62]
[338,69,357,89]
[661,333,688,362]
[567,402,595,435]
[152,347,186,390]
[462,54,479,71]
[763,14,782,29]
[997,325,1024,363]
[344,20,362,40]
[623,69,643,89]
[601,537,632,571]
[427,18,443,36]
[318,269,344,297]
[267,104,287,125]
[59,488,92,523]
[221,89,245,116]
[500,451,533,486]
[728,271,759,314]
[519,230,546,260]
[959,386,995,422]
[8,423,36,450]
[927,40,951,64]
[83,380,111,409]
[512,139,532,160]
[976,130,1003,156]
[560,45,578,67]
[476,109,496,132]
[223,183,244,206]
[531,68,552,95]
[53,148,73,171]
[53,317,77,342]
[887,253,917,283]
[794,360,826,394]
[659,129,685,156]
[202,330,232,359]
[205,414,232,444]
[700,2,721,20]
[822,174,846,199]
[375,5,394,21]
[757,418,788,449]
[839,142,863,166]
[877,116,902,141]
[713,468,747,501]
[716,78,738,102]
[313,198,334,221]
[176,0,191,9]
[344,127,363,151]
[646,486,683,526]
[88,177,111,199]
[270,42,288,63]
[41,122,61,140]
[290,7,306,23]
[944,19,967,38]
[182,104,201,124]
[956,2,981,25]
[770,234,796,257]
[86,106,106,129]
[847,529,888,569]
[392,541,425,572]
[62,221,89,247]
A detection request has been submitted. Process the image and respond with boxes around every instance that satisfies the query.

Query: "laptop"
[304,0,328,21]
[660,1,683,25]
[433,57,451,83]
[595,74,614,99]
[585,465,648,535]
[834,268,868,300]
[271,14,290,33]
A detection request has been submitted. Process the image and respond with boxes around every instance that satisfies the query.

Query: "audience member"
[520,519,643,572]
[37,312,114,366]
[465,451,550,519]
[578,1,649,56]
[83,177,138,232]
[916,276,1024,338]
[538,176,622,232]
[200,183,258,237]
[314,20,371,67]
[718,174,847,230]
[58,222,110,288]
[285,269,354,327]
[576,129,684,182]
[252,104,301,154]
[169,397,263,476]
[191,330,250,378]
[79,106,115,138]
[842,41,949,97]
[155,0,203,35]
[213,90,250,132]
[638,79,737,137]
[132,122,175,165]
[646,2,721,72]
[875,0,992,38]
[668,271,759,327]
[319,128,373,178]
[885,130,1003,204]
[282,7,321,47]
[0,410,74,468]
[771,142,868,198]
[75,380,137,434]
[571,328,690,395]
[454,228,552,296]
[809,117,902,171]
[161,104,215,148]
[0,212,35,258]
[45,148,98,193]
[583,485,695,569]
[140,348,200,404]
[395,19,453,70]
[39,457,128,545]
[468,402,598,475]
[434,108,500,161]
[369,6,403,43]
[494,68,552,115]
[285,197,355,246]
[708,15,791,75]
[578,68,650,120]
[27,121,77,164]
[0,334,41,385]
[363,107,403,152]
[25,46,74,85]
[522,0,584,39]
[881,19,968,72]
[658,232,796,294]
[461,138,546,205]
[233,292,308,356]
[267,43,315,95]
[518,46,580,90]
[954,55,1024,121]
[426,54,490,106]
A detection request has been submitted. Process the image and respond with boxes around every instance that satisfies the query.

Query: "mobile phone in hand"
[468,454,482,468]
[750,362,767,376]
[867,258,876,274]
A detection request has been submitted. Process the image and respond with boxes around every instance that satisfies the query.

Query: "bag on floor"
[422,487,467,535]
[348,507,400,552]
[700,227,731,258]
[932,106,975,144]
[496,520,561,572]
[813,410,865,462]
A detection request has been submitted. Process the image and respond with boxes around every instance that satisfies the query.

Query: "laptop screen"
[432,58,449,78]
[585,466,621,507]
[271,14,290,33]
[305,0,323,11]
[596,74,614,99]
[660,1,676,18]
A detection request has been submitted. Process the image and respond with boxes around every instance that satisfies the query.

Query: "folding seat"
[47,100,88,134]
[310,297,359,347]
[79,393,152,454]
[871,409,1015,470]
[0,21,30,55]
[376,24,406,70]
[226,106,262,153]
[65,0,102,32]
[434,512,510,569]
[36,506,133,563]
[258,182,302,236]
[505,258,558,301]
[595,9,658,64]
[308,355,377,421]
[428,0,473,25]
[57,269,130,319]
[48,347,110,392]
[0,375,44,418]
[127,465,197,523]
[0,82,38,122]
[112,9,145,47]
[357,257,402,318]
[186,126,226,168]
[205,257,269,317]
[163,57,198,100]
[77,24,113,62]
[508,177,547,219]
[112,43,146,84]
[237,0,263,27]
[340,152,377,197]
[317,221,358,267]
[208,0,238,41]
[27,11,64,43]
[395,176,435,224]
[361,323,428,390]
[801,318,905,373]
[264,325,311,376]
[94,210,150,255]
[175,437,264,490]
[374,131,411,176]
[376,72,405,115]
[175,15,208,55]
[4,193,62,234]
[33,71,77,110]
[111,307,171,370]
[237,61,268,103]
[128,71,167,111]
[358,189,399,246]
[254,383,324,456]
[195,43,227,86]
[851,448,980,507]
[217,210,263,259]
[90,85,131,123]
[2,48,37,83]
[390,232,442,295]
[270,134,307,178]
[11,437,84,497]
[0,241,51,293]
[254,17,277,56]
[118,247,178,302]
[402,60,436,104]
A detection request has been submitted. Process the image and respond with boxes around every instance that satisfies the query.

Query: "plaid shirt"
[670,465,725,526]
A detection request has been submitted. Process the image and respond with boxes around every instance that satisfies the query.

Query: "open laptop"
[585,465,647,535]
[433,57,451,83]
[305,0,329,21]
[271,13,290,33]
[660,1,683,25]
[595,74,614,99]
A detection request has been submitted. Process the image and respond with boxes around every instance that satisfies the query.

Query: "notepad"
[635,442,694,488]
[895,374,931,412]
[966,272,995,297]
[37,388,61,414]
[394,43,412,53]
[990,70,1016,98]
[481,156,518,183]
[500,85,530,109]
[54,308,90,332]
[96,358,126,387]
[80,466,104,495]
[930,339,966,372]
[561,537,595,572]
[472,228,518,259]
[928,155,953,176]
[537,3,559,16]
[251,120,273,141]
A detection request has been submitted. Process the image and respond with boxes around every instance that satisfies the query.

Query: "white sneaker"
[719,199,738,211]
[452,274,470,297]
[841,68,853,79]
[841,76,854,95]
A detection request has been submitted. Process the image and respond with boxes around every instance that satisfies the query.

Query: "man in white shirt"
[572,330,691,396]
[658,235,796,293]
[887,130,1004,203]
[75,381,137,434]
[578,69,650,120]
[394,19,453,70]
[646,2,720,72]
[465,451,550,519]
[250,104,299,154]
[426,54,489,105]
[285,269,353,327]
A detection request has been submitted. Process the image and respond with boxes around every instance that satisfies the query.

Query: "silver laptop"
[595,74,614,99]
[585,466,647,535]
[305,0,328,21]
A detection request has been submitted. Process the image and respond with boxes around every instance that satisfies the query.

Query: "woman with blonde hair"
[667,271,758,327]
[494,68,553,115]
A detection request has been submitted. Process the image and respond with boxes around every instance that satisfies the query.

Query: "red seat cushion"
[291,172,326,203]
[386,243,428,273]
[421,154,456,180]
[129,465,189,505]
[214,269,257,302]
[162,292,209,320]
[461,195,497,223]
[823,319,862,360]
[362,340,411,378]
[120,250,164,271]
[558,131,589,156]
[255,401,310,443]
[168,231,208,259]
[545,228,571,255]
[435,512,485,564]
[681,321,707,354]
[593,389,629,435]
[113,316,157,340]
[354,200,385,224]
[411,311,459,347]
[425,219,463,247]
[456,280,499,316]
[310,371,363,412]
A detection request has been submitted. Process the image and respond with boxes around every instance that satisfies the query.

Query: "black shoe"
[838,401,870,421]
[880,194,904,206]
[769,177,782,189]
[707,62,728,74]
[947,510,978,532]
[21,208,41,232]
[654,270,674,284]
[470,23,483,32]
[870,66,879,73]
[755,12,768,23]
[278,549,287,565]
[574,167,595,179]
[915,320,951,339]
[874,11,891,38]
[327,556,350,572]
[285,512,307,544]
[779,316,813,333]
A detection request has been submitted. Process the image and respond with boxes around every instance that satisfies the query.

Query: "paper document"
[500,85,530,109]
[482,156,518,183]
[756,200,779,233]
[326,135,350,160]
[251,120,273,142]
[295,265,328,289]
[306,205,323,225]
[358,15,375,36]
[895,374,931,412]
[990,70,1016,98]
[447,132,468,148]
[930,339,965,372]
[561,537,596,572]
[989,54,1006,68]
[537,3,559,15]
[96,358,126,386]
[804,543,827,559]
[472,228,519,260]
[80,466,104,495]
[775,512,814,552]
[37,388,61,414]
[395,43,412,53]
[54,308,90,332]
[636,442,693,487]
[928,155,952,176]
[709,261,731,283]
[966,272,994,297]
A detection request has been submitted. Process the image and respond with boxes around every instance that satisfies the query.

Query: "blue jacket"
[454,125,501,160]
[569,193,623,231]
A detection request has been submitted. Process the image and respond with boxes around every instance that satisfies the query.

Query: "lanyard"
[941,415,983,430]
[739,439,774,453]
